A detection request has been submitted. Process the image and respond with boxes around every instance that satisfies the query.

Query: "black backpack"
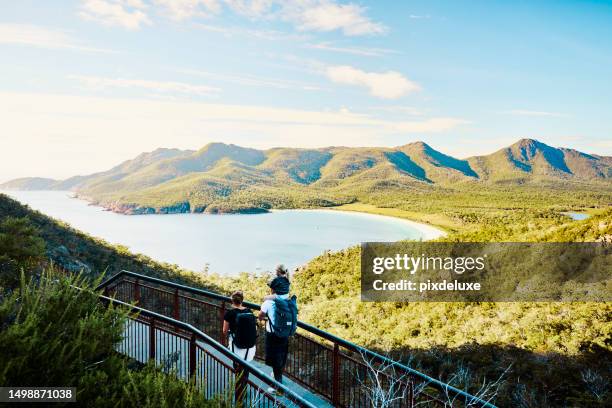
[232,310,257,350]
[269,295,298,338]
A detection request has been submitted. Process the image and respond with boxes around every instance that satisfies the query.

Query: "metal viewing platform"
[98,270,497,408]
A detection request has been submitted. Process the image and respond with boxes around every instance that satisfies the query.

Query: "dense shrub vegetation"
[0,269,222,407]
[289,209,612,407]
[0,217,45,288]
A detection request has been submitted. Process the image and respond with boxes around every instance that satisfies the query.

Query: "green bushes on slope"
[0,268,223,407]
[0,216,46,289]
[290,210,612,406]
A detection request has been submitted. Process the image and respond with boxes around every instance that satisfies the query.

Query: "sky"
[1,0,611,182]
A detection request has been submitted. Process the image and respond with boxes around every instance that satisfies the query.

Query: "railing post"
[219,301,226,345]
[173,288,180,320]
[407,379,415,408]
[332,342,340,407]
[234,361,248,408]
[149,317,156,362]
[189,332,197,379]
[134,278,140,305]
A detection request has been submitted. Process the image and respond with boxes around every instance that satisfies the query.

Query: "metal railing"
[98,270,497,408]
[99,293,317,408]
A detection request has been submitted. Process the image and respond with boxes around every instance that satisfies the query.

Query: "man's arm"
[259,301,270,321]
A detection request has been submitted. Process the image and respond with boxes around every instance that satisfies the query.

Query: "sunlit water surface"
[3,190,442,275]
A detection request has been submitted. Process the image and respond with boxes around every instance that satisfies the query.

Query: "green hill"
[1,177,60,190]
[467,138,612,183]
[399,141,479,182]
[2,139,611,216]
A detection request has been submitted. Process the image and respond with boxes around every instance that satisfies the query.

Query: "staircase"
[98,271,497,408]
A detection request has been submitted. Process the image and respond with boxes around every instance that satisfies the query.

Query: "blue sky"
[1,0,611,181]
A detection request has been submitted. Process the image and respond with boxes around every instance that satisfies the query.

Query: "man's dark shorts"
[265,332,288,368]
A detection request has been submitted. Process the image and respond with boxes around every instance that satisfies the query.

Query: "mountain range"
[3,138,611,214]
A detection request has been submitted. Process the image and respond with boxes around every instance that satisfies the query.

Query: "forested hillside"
[3,139,611,216]
[290,209,612,407]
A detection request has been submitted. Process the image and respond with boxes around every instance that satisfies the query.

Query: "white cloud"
[0,23,112,52]
[154,0,222,20]
[223,0,274,19]
[79,0,385,36]
[0,91,464,137]
[194,23,231,34]
[79,0,152,30]
[196,23,307,41]
[289,1,386,36]
[594,140,612,149]
[178,69,321,91]
[70,75,220,96]
[369,106,424,115]
[390,117,469,133]
[124,0,148,8]
[223,1,386,36]
[307,42,396,57]
[501,110,565,117]
[326,65,420,99]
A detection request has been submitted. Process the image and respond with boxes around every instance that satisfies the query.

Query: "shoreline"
[64,191,449,238]
[2,190,447,240]
[325,203,452,237]
[271,208,447,240]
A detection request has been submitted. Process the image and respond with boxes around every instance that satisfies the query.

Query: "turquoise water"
[3,191,441,275]
[564,212,590,221]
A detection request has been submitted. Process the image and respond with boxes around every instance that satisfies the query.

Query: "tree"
[0,216,45,289]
